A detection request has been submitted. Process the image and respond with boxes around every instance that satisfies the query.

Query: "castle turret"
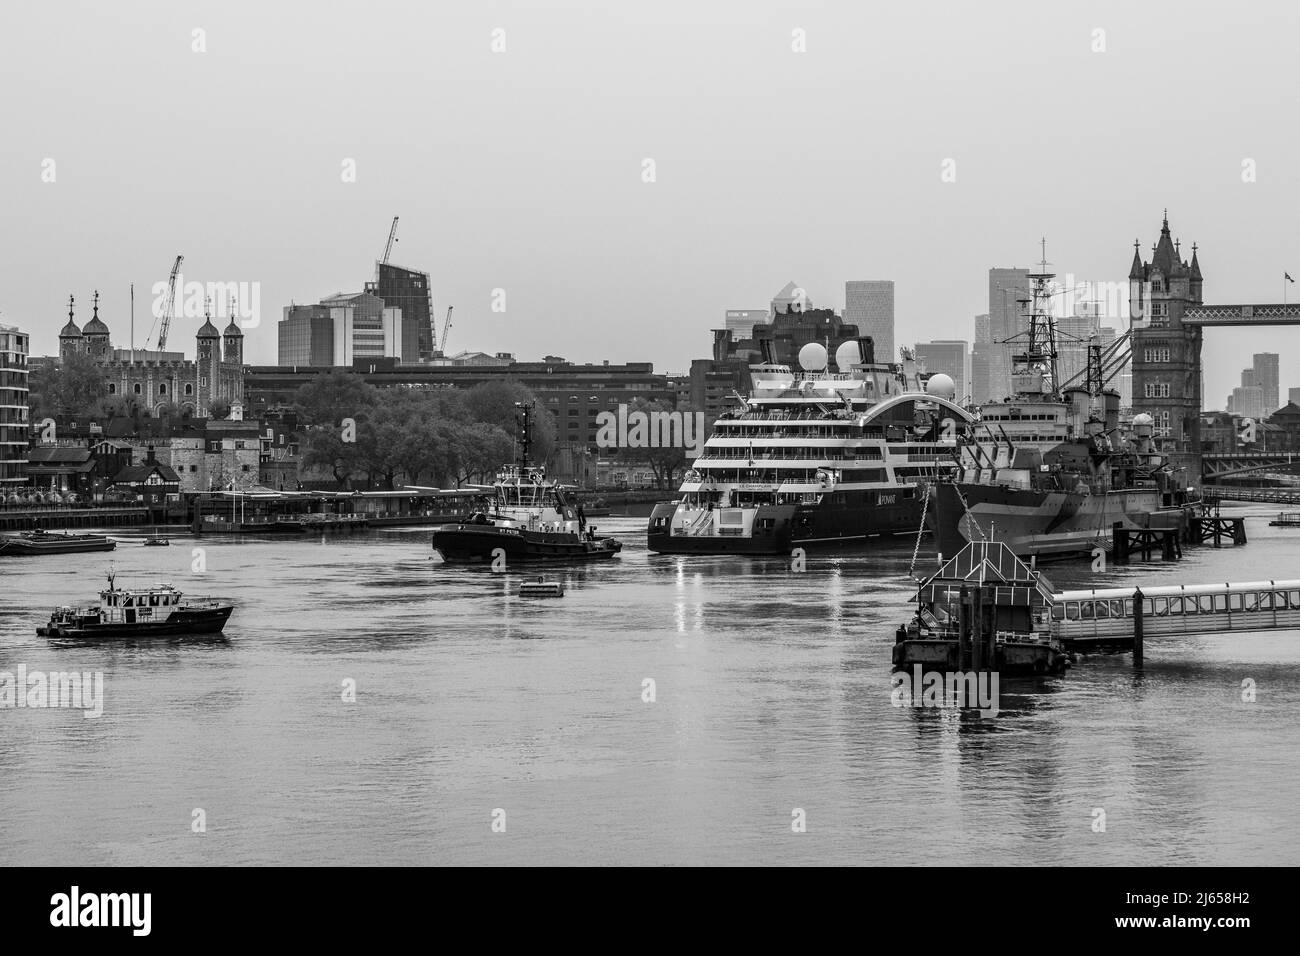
[196,302,222,416]
[58,295,83,362]
[222,317,244,365]
[82,289,111,360]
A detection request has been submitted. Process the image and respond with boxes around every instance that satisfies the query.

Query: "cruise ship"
[647,339,975,554]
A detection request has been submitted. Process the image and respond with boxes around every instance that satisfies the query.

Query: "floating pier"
[894,541,1070,677]
[1269,512,1300,527]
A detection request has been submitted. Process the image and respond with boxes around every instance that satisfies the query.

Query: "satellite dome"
[925,373,956,401]
[834,340,862,371]
[798,342,828,372]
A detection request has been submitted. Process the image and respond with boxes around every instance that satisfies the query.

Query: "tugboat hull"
[38,604,233,639]
[431,526,622,564]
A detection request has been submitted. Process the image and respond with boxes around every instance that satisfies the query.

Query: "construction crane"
[382,217,399,264]
[438,306,453,355]
[155,254,183,349]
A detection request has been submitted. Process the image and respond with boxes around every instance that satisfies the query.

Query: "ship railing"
[677,509,715,536]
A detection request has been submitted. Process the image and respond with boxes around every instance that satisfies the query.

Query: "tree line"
[294,371,556,489]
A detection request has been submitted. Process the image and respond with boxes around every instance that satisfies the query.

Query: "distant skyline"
[5,1,1300,405]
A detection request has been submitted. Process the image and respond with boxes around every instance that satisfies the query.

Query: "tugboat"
[37,571,234,639]
[431,402,623,565]
[0,528,116,556]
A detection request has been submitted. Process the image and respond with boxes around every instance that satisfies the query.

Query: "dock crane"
[438,305,453,354]
[154,254,183,349]
[382,217,399,264]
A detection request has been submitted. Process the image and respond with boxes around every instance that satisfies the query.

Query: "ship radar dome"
[798,342,827,372]
[834,340,862,371]
[925,373,956,400]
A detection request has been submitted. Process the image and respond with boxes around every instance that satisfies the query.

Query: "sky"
[4,0,1300,407]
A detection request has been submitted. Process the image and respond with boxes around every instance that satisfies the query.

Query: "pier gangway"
[1052,579,1300,646]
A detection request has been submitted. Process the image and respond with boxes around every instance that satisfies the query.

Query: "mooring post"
[972,585,983,673]
[1132,586,1144,667]
[958,584,970,670]
[1113,521,1127,565]
[1236,518,1247,545]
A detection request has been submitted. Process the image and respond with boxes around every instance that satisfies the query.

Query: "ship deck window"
[1064,603,1080,621]
[1214,594,1227,611]
[1229,593,1243,611]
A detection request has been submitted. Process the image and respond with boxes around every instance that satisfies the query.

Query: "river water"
[2,505,1299,866]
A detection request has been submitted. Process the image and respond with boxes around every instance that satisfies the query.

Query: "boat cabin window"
[1153,598,1168,616]
[1111,600,1125,618]
[1123,599,1134,617]
[1140,599,1153,616]
[1291,590,1300,607]
[1229,593,1243,611]
[1093,602,1109,619]
[1274,591,1289,609]
[1214,594,1228,612]
[1051,605,1064,621]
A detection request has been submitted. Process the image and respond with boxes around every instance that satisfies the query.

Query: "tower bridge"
[1127,214,1300,483]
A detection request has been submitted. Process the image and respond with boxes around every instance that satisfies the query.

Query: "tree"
[292,369,378,428]
[301,427,364,489]
[27,352,108,419]
[450,421,514,486]
[616,398,689,490]
[208,398,232,420]
[464,379,555,464]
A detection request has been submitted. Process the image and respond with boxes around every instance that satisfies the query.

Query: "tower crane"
[382,217,399,264]
[438,306,453,355]
[155,254,183,349]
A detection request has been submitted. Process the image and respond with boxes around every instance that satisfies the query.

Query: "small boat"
[143,526,170,546]
[1269,512,1300,527]
[37,571,233,639]
[519,578,565,597]
[0,529,116,556]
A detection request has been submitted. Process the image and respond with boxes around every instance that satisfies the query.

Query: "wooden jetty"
[894,541,1071,676]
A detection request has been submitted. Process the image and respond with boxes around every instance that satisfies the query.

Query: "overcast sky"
[4,0,1299,406]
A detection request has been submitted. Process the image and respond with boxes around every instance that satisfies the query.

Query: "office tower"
[1252,352,1279,416]
[370,262,433,363]
[770,281,812,317]
[844,280,895,364]
[724,309,767,338]
[987,268,1030,401]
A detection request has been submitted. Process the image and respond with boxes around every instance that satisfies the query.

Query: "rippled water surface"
[3,507,1299,865]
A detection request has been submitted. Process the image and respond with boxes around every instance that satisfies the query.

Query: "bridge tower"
[1128,211,1203,480]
